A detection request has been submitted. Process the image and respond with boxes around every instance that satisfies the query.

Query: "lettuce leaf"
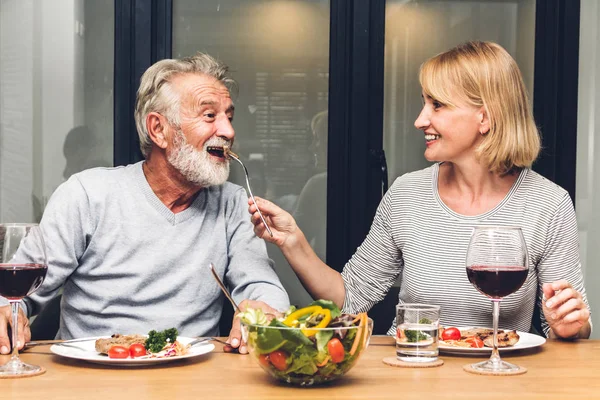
[308,299,342,319]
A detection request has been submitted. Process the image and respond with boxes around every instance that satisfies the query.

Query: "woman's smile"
[424,133,440,144]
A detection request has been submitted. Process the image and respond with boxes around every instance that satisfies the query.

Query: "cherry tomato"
[396,329,405,340]
[268,350,289,371]
[258,354,270,368]
[107,345,130,359]
[441,327,461,341]
[129,343,147,358]
[465,337,484,348]
[327,338,345,363]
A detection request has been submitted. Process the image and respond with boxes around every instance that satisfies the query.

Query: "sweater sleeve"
[224,188,290,312]
[19,176,92,317]
[341,184,403,314]
[536,193,591,337]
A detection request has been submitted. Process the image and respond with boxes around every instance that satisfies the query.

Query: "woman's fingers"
[545,287,577,309]
[542,280,590,338]
[551,297,582,321]
[562,307,590,324]
[253,221,267,237]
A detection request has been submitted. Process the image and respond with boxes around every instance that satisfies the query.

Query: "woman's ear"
[478,107,490,135]
[146,112,170,149]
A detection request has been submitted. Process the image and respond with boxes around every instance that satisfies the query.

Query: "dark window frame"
[532,0,580,202]
[114,0,172,166]
[326,0,386,271]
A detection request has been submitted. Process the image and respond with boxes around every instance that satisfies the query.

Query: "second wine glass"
[0,223,48,378]
[465,225,528,374]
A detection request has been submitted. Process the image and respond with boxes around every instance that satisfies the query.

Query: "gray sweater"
[20,162,289,339]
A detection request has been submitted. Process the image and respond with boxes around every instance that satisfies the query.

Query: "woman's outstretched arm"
[248,197,346,307]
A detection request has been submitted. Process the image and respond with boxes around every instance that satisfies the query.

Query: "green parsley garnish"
[145,328,179,353]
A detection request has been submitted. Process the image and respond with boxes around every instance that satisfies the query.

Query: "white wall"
[576,0,600,338]
[40,0,80,199]
[0,0,86,222]
[0,0,35,222]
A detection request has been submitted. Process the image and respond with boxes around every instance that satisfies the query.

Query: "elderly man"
[0,53,289,354]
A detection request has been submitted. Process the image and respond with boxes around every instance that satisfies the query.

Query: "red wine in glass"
[0,264,48,300]
[466,266,528,299]
[465,226,529,374]
[0,223,48,378]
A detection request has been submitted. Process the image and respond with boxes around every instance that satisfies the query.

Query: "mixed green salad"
[239,300,370,385]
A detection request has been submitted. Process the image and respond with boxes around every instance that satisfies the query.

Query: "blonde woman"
[249,41,591,339]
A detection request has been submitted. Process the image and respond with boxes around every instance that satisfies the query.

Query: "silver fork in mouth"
[222,146,273,237]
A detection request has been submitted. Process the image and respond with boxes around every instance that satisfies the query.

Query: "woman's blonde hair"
[134,53,237,158]
[419,41,540,174]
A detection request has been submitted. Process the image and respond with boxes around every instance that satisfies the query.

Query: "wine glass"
[465,225,528,373]
[0,223,48,378]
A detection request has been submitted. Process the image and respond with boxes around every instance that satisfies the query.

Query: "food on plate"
[107,345,130,359]
[145,327,178,353]
[439,326,520,348]
[238,299,373,385]
[440,326,461,341]
[482,330,520,347]
[95,333,146,354]
[95,328,189,359]
[129,343,147,358]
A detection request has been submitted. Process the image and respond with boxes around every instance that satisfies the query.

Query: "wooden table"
[4,336,600,399]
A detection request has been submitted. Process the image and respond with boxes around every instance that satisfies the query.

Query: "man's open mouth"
[207,146,226,158]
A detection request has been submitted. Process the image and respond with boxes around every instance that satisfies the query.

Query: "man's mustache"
[204,139,232,149]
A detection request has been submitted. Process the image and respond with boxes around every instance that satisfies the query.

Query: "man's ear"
[146,112,170,149]
[478,107,490,135]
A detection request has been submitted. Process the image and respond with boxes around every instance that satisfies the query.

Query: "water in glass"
[395,304,440,363]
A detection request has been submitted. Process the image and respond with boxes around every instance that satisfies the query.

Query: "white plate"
[50,336,214,366]
[438,327,546,355]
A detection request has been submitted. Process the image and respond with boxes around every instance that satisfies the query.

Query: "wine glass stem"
[491,299,501,363]
[10,301,20,361]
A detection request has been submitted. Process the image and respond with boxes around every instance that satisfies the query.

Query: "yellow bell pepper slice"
[301,308,332,337]
[282,306,323,327]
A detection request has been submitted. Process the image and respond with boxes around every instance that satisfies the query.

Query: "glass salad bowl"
[240,301,373,386]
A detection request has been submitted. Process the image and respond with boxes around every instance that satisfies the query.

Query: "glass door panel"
[384,0,536,183]
[0,0,114,223]
[576,0,599,338]
[173,1,330,306]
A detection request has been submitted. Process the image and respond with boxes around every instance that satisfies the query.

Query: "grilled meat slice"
[483,330,520,348]
[95,334,147,354]
[458,327,520,348]
[460,328,494,339]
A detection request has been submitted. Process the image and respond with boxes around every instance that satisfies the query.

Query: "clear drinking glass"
[395,304,440,362]
[465,226,528,373]
[0,223,48,378]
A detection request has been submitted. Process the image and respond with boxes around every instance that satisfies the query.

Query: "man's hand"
[0,304,31,354]
[543,280,591,339]
[224,300,281,355]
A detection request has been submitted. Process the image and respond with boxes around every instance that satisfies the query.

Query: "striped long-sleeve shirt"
[341,163,590,337]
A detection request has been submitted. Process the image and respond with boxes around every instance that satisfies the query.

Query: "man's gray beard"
[167,130,230,187]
